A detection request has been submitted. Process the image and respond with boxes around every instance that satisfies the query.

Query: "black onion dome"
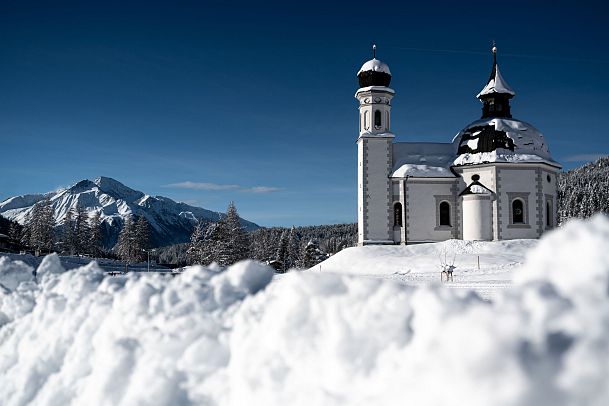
[357,58,392,88]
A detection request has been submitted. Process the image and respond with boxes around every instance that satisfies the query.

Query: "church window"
[394,202,402,226]
[364,111,369,130]
[439,202,451,226]
[374,110,381,128]
[512,199,525,224]
[546,201,552,227]
[386,111,390,130]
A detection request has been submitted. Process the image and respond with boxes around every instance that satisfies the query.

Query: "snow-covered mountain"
[0,176,259,248]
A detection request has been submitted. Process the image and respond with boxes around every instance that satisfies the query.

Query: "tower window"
[512,199,525,224]
[439,202,451,226]
[393,202,402,226]
[546,201,552,227]
[374,110,381,128]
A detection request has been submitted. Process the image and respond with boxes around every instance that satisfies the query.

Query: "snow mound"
[1,216,609,405]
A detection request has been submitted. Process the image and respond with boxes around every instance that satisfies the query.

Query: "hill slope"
[0,176,259,248]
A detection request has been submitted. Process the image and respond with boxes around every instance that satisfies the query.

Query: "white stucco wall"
[405,179,459,243]
[497,166,540,240]
[541,168,559,230]
[462,195,493,240]
[358,137,393,244]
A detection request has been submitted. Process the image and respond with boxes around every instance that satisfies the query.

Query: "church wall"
[456,166,497,239]
[496,167,540,239]
[541,168,559,231]
[462,195,493,240]
[406,180,458,243]
[358,137,393,244]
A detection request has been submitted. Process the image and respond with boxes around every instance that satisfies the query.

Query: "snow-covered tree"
[301,240,326,269]
[224,201,250,265]
[286,226,301,269]
[134,216,151,261]
[62,209,77,255]
[187,220,206,265]
[88,211,103,256]
[274,230,289,272]
[116,216,135,262]
[74,206,91,255]
[23,199,55,254]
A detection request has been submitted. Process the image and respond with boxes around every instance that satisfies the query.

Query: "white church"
[356,45,562,245]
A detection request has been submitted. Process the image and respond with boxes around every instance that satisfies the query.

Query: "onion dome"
[357,45,392,88]
[477,45,515,119]
[452,117,557,166]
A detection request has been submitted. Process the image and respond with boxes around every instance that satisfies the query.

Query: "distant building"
[356,45,561,245]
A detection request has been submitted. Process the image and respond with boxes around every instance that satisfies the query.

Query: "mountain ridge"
[0,177,259,248]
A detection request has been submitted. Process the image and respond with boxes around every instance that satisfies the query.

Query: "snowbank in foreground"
[1,216,609,406]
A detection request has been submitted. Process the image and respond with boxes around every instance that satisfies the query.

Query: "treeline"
[157,204,356,270]
[1,198,151,260]
[558,156,609,224]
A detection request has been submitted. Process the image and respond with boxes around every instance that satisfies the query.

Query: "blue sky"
[1,0,608,226]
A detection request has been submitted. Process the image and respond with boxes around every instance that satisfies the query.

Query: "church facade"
[356,46,562,245]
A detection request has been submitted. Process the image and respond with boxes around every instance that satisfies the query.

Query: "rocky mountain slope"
[0,177,259,248]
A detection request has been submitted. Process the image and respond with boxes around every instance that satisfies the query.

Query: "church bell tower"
[355,45,394,245]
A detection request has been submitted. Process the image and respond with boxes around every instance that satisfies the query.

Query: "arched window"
[374,110,381,128]
[546,201,552,227]
[512,199,524,224]
[393,202,402,227]
[439,201,451,226]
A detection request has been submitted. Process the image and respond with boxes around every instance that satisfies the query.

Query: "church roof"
[391,142,456,178]
[452,117,560,167]
[459,175,494,196]
[357,45,392,88]
[357,58,391,76]
[477,47,515,98]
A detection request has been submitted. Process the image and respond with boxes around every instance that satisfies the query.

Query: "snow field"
[1,215,609,405]
[316,238,535,299]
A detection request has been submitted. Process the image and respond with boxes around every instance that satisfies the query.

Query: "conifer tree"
[274,230,289,272]
[224,201,250,265]
[74,206,91,255]
[187,220,206,265]
[62,209,77,255]
[26,199,56,254]
[116,216,135,262]
[134,216,151,262]
[286,226,301,269]
[89,211,103,256]
[301,240,326,269]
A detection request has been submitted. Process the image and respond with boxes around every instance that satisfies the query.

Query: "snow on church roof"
[391,142,456,178]
[452,117,560,167]
[477,63,515,98]
[477,46,515,98]
[357,58,391,76]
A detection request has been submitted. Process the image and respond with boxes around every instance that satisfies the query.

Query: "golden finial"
[373,44,377,59]
[492,40,497,55]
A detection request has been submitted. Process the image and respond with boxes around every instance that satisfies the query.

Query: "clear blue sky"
[1,0,608,226]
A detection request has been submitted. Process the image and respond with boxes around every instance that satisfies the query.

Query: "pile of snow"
[2,216,609,405]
